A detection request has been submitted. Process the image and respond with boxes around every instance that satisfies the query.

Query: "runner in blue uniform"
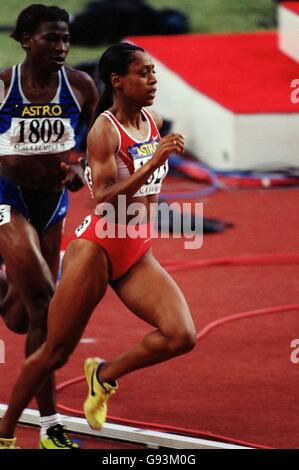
[0,43,196,448]
[0,4,98,449]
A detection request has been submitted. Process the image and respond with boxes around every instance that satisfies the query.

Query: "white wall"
[278,4,299,63]
[154,58,299,170]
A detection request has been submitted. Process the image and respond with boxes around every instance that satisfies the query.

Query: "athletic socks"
[40,413,62,439]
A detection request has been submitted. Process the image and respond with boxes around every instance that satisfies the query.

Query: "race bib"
[128,139,168,197]
[75,215,92,237]
[84,164,94,197]
[0,205,11,226]
[9,104,74,154]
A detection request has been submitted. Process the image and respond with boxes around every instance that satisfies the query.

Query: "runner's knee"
[5,306,29,335]
[44,342,72,370]
[24,342,68,374]
[167,327,197,355]
[26,282,54,329]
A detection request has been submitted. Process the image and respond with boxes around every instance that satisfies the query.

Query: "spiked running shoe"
[83,357,118,430]
[39,424,79,449]
[0,437,19,449]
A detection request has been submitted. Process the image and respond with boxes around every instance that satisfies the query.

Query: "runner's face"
[25,21,70,71]
[122,51,157,106]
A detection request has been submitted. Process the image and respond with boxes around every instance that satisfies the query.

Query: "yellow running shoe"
[83,357,118,430]
[39,424,79,449]
[0,437,19,449]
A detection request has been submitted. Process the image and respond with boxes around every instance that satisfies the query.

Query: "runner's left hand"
[60,161,85,192]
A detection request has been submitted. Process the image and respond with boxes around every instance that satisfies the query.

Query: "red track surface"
[1,178,299,448]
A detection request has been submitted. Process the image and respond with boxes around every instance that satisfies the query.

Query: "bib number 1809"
[18,119,65,143]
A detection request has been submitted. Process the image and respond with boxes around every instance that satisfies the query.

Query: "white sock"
[40,413,62,439]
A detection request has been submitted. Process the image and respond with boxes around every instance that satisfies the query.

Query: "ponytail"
[92,86,113,123]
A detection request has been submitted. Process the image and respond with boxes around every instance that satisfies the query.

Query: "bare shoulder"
[0,67,13,91]
[64,65,98,99]
[146,108,163,130]
[65,65,94,87]
[87,114,119,156]
[88,113,117,141]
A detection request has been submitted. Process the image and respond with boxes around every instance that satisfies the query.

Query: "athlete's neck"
[110,104,144,129]
[21,60,59,88]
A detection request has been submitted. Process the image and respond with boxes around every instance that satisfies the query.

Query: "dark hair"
[94,42,145,118]
[11,4,69,43]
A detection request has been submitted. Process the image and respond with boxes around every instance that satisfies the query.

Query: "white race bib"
[9,116,72,154]
[75,215,92,237]
[0,205,11,226]
[128,140,168,197]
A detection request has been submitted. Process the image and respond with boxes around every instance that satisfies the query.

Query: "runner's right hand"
[150,133,185,170]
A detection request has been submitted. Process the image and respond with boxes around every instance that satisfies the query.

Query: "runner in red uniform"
[0,43,196,446]
[76,106,166,280]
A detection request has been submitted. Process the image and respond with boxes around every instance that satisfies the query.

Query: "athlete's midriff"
[0,151,70,191]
